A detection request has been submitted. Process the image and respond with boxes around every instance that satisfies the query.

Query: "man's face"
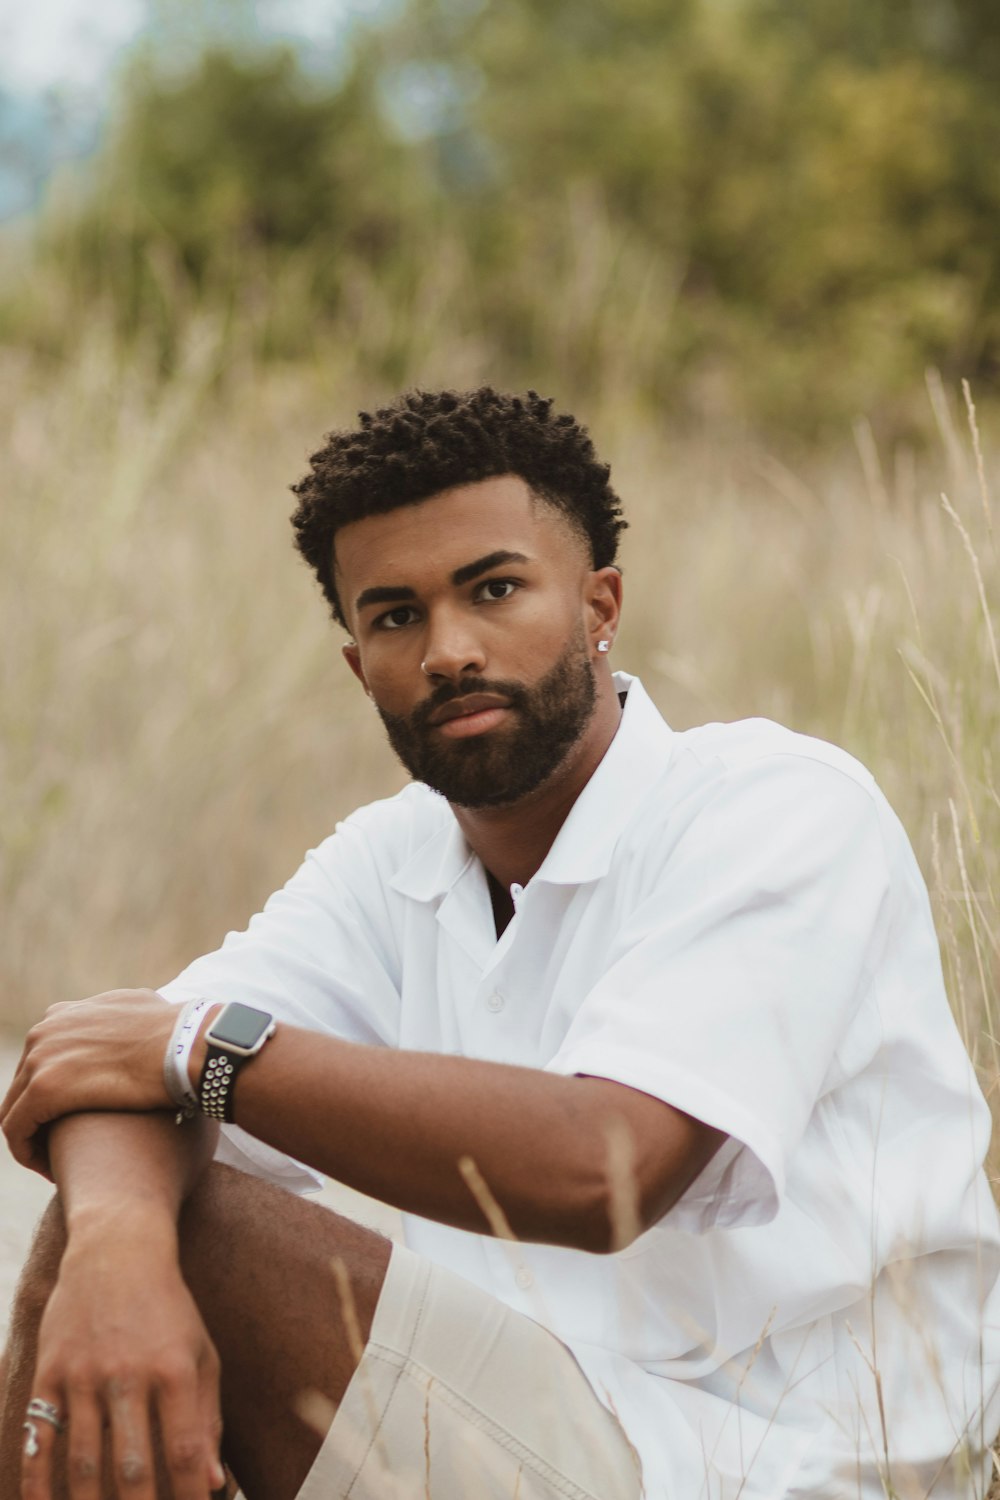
[335,476,613,809]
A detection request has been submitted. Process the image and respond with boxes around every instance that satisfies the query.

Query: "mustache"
[410,677,528,730]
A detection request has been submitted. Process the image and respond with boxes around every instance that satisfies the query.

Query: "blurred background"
[1,0,997,1152]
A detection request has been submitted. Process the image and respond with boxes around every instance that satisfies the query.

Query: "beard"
[376,630,598,809]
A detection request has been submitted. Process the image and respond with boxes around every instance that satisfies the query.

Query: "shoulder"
[676,716,878,792]
[620,715,895,885]
[668,716,882,819]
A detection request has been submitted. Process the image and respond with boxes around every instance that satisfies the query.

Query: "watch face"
[209,1003,273,1052]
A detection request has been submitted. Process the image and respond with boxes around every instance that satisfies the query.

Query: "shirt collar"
[389,672,674,903]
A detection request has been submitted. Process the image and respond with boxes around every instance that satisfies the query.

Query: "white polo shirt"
[161,673,1000,1498]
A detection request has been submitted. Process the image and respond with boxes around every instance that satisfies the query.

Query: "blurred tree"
[14,33,444,368]
[379,0,1000,423]
[104,43,426,284]
[7,0,1000,431]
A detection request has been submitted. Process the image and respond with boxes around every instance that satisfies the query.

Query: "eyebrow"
[354,583,417,613]
[354,550,532,615]
[450,550,531,586]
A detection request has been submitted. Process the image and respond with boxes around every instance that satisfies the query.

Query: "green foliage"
[7,40,440,366]
[105,47,418,277]
[405,0,1000,425]
[6,0,1000,432]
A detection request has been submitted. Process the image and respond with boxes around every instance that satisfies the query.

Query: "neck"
[450,674,623,892]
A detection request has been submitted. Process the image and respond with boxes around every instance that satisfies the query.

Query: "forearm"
[231,1027,665,1250]
[0,987,718,1255]
[17,1110,228,1496]
[50,1109,219,1246]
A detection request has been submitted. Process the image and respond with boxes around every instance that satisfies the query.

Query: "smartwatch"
[197,1002,276,1122]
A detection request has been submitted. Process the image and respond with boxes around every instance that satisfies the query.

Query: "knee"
[11,1196,66,1326]
[176,1162,267,1272]
[179,1161,255,1238]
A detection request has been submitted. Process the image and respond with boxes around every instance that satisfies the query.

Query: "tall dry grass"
[1,295,999,1495]
[1,313,997,1139]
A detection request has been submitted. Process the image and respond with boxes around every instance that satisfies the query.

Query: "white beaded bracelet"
[163,997,215,1122]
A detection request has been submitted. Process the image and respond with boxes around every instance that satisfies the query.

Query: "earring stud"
[597,640,610,654]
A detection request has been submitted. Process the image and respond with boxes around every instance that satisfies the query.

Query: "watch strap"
[164,997,215,1122]
[198,1044,239,1122]
[196,1006,276,1122]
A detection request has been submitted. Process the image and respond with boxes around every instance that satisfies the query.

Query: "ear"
[342,642,371,696]
[584,566,623,653]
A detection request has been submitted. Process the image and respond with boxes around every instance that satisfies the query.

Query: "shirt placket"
[469,879,530,1062]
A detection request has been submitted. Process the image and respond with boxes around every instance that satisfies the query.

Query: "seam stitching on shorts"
[343,1355,409,1499]
[406,1257,432,1357]
[343,1255,433,1497]
[364,1343,626,1500]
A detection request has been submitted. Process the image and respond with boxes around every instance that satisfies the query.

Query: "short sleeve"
[545,755,891,1232]
[158,815,403,1194]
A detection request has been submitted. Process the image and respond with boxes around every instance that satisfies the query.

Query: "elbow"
[561,1163,664,1256]
[524,1076,725,1253]
[559,1084,728,1253]
[570,1216,633,1256]
[566,1198,656,1255]
[511,1164,647,1254]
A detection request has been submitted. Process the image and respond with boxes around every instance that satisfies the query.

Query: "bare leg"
[1,1197,71,1498]
[176,1164,392,1498]
[0,1164,392,1500]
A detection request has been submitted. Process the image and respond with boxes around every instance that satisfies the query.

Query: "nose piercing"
[421,660,432,677]
[597,640,610,654]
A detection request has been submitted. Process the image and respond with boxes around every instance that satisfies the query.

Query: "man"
[1,386,998,1500]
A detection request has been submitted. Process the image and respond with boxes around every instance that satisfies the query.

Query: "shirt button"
[486,990,505,1013]
[515,1267,534,1290]
[510,882,523,900]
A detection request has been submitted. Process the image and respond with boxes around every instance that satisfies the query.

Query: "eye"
[477,579,519,602]
[375,605,419,631]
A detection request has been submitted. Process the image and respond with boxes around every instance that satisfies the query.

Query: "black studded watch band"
[196,1003,276,1123]
[198,1046,238,1121]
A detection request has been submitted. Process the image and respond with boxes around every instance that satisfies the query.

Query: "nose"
[420,608,487,682]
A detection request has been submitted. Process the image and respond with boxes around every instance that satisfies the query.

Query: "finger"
[199,1347,227,1493]
[0,1044,31,1121]
[21,1388,63,1500]
[157,1377,221,1500]
[64,1392,103,1500]
[1,1094,34,1166]
[106,1381,157,1500]
[2,1091,53,1176]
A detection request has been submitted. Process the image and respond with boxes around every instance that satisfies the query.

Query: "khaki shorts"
[295,1243,644,1500]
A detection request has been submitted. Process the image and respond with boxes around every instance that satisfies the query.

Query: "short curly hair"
[289,386,626,628]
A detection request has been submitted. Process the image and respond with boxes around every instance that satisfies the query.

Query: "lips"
[428,694,511,726]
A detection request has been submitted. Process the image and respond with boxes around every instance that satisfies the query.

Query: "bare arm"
[2,988,724,1254]
[221,1024,723,1253]
[21,1109,226,1499]
[50,1106,218,1227]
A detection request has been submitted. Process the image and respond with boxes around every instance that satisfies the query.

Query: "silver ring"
[28,1397,66,1430]
[24,1396,66,1441]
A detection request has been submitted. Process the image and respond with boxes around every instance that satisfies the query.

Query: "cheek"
[504,590,582,652]
[359,644,424,711]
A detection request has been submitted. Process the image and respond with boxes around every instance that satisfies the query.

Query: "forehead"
[334,475,587,599]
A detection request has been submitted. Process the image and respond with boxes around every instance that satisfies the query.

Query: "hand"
[0,990,178,1175]
[23,1213,226,1500]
